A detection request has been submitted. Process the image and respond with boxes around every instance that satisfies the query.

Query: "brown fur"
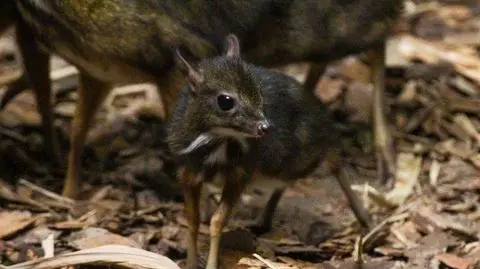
[0,0,402,197]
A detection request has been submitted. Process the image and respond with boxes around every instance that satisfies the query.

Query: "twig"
[353,235,364,268]
[0,126,27,144]
[0,186,53,212]
[253,253,278,269]
[136,203,184,216]
[19,179,75,205]
[362,201,417,251]
[78,209,97,222]
[50,65,78,81]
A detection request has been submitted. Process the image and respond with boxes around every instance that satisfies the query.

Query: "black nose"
[256,121,271,137]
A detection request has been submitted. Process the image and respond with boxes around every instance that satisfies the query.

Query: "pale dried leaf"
[453,114,480,142]
[6,244,181,269]
[397,81,418,104]
[0,211,36,239]
[387,153,423,205]
[54,102,76,117]
[449,76,479,97]
[429,160,441,186]
[50,220,85,230]
[41,233,55,258]
[386,36,412,67]
[68,228,141,250]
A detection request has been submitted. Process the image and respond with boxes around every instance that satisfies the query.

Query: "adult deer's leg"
[63,72,111,198]
[16,19,58,162]
[369,44,396,188]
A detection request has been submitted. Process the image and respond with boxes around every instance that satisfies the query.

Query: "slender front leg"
[179,167,203,269]
[15,21,58,162]
[206,169,250,269]
[369,44,396,189]
[200,170,223,225]
[63,73,111,198]
[304,63,327,93]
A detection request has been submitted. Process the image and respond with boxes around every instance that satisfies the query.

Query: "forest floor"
[0,1,479,268]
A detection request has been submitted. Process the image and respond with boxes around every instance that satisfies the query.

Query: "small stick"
[19,179,75,205]
[0,126,27,143]
[252,253,279,269]
[353,235,364,268]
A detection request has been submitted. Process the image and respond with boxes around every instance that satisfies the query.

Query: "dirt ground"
[1,1,480,269]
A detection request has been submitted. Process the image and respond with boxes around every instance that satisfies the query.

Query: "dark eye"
[217,94,236,111]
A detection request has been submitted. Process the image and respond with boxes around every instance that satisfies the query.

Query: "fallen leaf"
[436,253,471,269]
[41,233,55,258]
[50,220,85,230]
[0,211,36,239]
[68,228,140,250]
[387,153,423,205]
[316,77,345,103]
[5,244,181,269]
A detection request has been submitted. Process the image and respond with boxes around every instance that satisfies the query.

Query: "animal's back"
[15,0,216,83]
[16,0,402,79]
[248,65,337,179]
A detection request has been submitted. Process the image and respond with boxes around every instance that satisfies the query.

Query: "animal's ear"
[175,49,204,92]
[224,34,241,58]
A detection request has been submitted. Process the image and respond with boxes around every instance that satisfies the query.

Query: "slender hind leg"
[16,20,58,163]
[248,187,285,234]
[369,44,396,188]
[326,150,373,230]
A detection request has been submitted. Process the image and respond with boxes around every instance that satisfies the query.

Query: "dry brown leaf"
[390,221,422,248]
[0,211,36,239]
[398,35,480,84]
[453,114,480,142]
[397,80,418,104]
[5,244,181,269]
[49,220,85,230]
[374,247,405,257]
[436,253,471,269]
[68,227,141,250]
[414,207,480,239]
[337,56,371,83]
[316,77,345,103]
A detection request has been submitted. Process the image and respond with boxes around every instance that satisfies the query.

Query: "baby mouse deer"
[167,34,372,269]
